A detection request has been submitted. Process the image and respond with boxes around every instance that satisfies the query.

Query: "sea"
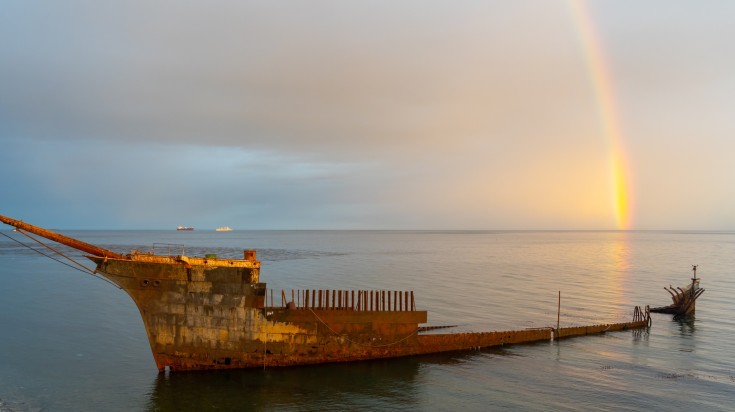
[0,230,733,411]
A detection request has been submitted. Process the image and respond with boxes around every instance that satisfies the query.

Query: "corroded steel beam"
[415,318,651,355]
[0,214,126,259]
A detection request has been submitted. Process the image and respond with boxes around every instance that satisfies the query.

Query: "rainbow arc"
[569,0,632,230]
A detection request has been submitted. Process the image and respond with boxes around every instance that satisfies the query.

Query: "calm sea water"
[0,230,733,411]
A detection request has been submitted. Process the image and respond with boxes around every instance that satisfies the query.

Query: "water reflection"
[147,358,423,412]
[145,347,523,412]
[674,316,696,336]
[631,326,650,342]
[607,232,630,306]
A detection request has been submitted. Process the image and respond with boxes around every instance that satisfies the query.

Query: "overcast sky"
[1,1,734,230]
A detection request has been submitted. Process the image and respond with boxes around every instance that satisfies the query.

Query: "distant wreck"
[650,265,704,317]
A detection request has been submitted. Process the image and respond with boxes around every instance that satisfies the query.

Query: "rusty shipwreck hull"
[90,253,433,371]
[1,214,651,372]
[89,252,652,372]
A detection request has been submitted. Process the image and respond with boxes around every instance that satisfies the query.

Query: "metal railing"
[152,243,186,256]
[271,289,417,312]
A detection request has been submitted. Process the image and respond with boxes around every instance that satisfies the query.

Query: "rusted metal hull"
[152,320,652,371]
[0,214,652,373]
[89,255,434,371]
[86,254,650,372]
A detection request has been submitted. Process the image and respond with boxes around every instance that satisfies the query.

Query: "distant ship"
[176,226,194,231]
[215,226,233,232]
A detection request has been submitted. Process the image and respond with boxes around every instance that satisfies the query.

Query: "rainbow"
[568,0,632,230]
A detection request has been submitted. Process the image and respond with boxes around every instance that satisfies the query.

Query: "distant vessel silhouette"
[215,226,233,232]
[176,226,194,231]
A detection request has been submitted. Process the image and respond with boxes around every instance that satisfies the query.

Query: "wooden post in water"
[557,291,561,336]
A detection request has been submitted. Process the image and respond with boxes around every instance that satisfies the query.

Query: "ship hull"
[0,214,653,373]
[90,255,430,371]
[90,254,649,372]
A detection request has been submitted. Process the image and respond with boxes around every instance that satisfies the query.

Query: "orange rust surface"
[150,319,651,371]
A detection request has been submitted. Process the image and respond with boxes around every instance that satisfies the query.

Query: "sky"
[1,1,734,230]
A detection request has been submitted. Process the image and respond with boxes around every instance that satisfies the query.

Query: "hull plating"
[90,254,648,372]
[91,255,429,371]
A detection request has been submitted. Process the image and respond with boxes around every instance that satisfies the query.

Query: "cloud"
[0,1,586,158]
[2,1,735,229]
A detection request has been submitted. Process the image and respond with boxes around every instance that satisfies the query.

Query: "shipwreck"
[650,265,704,317]
[0,214,652,372]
